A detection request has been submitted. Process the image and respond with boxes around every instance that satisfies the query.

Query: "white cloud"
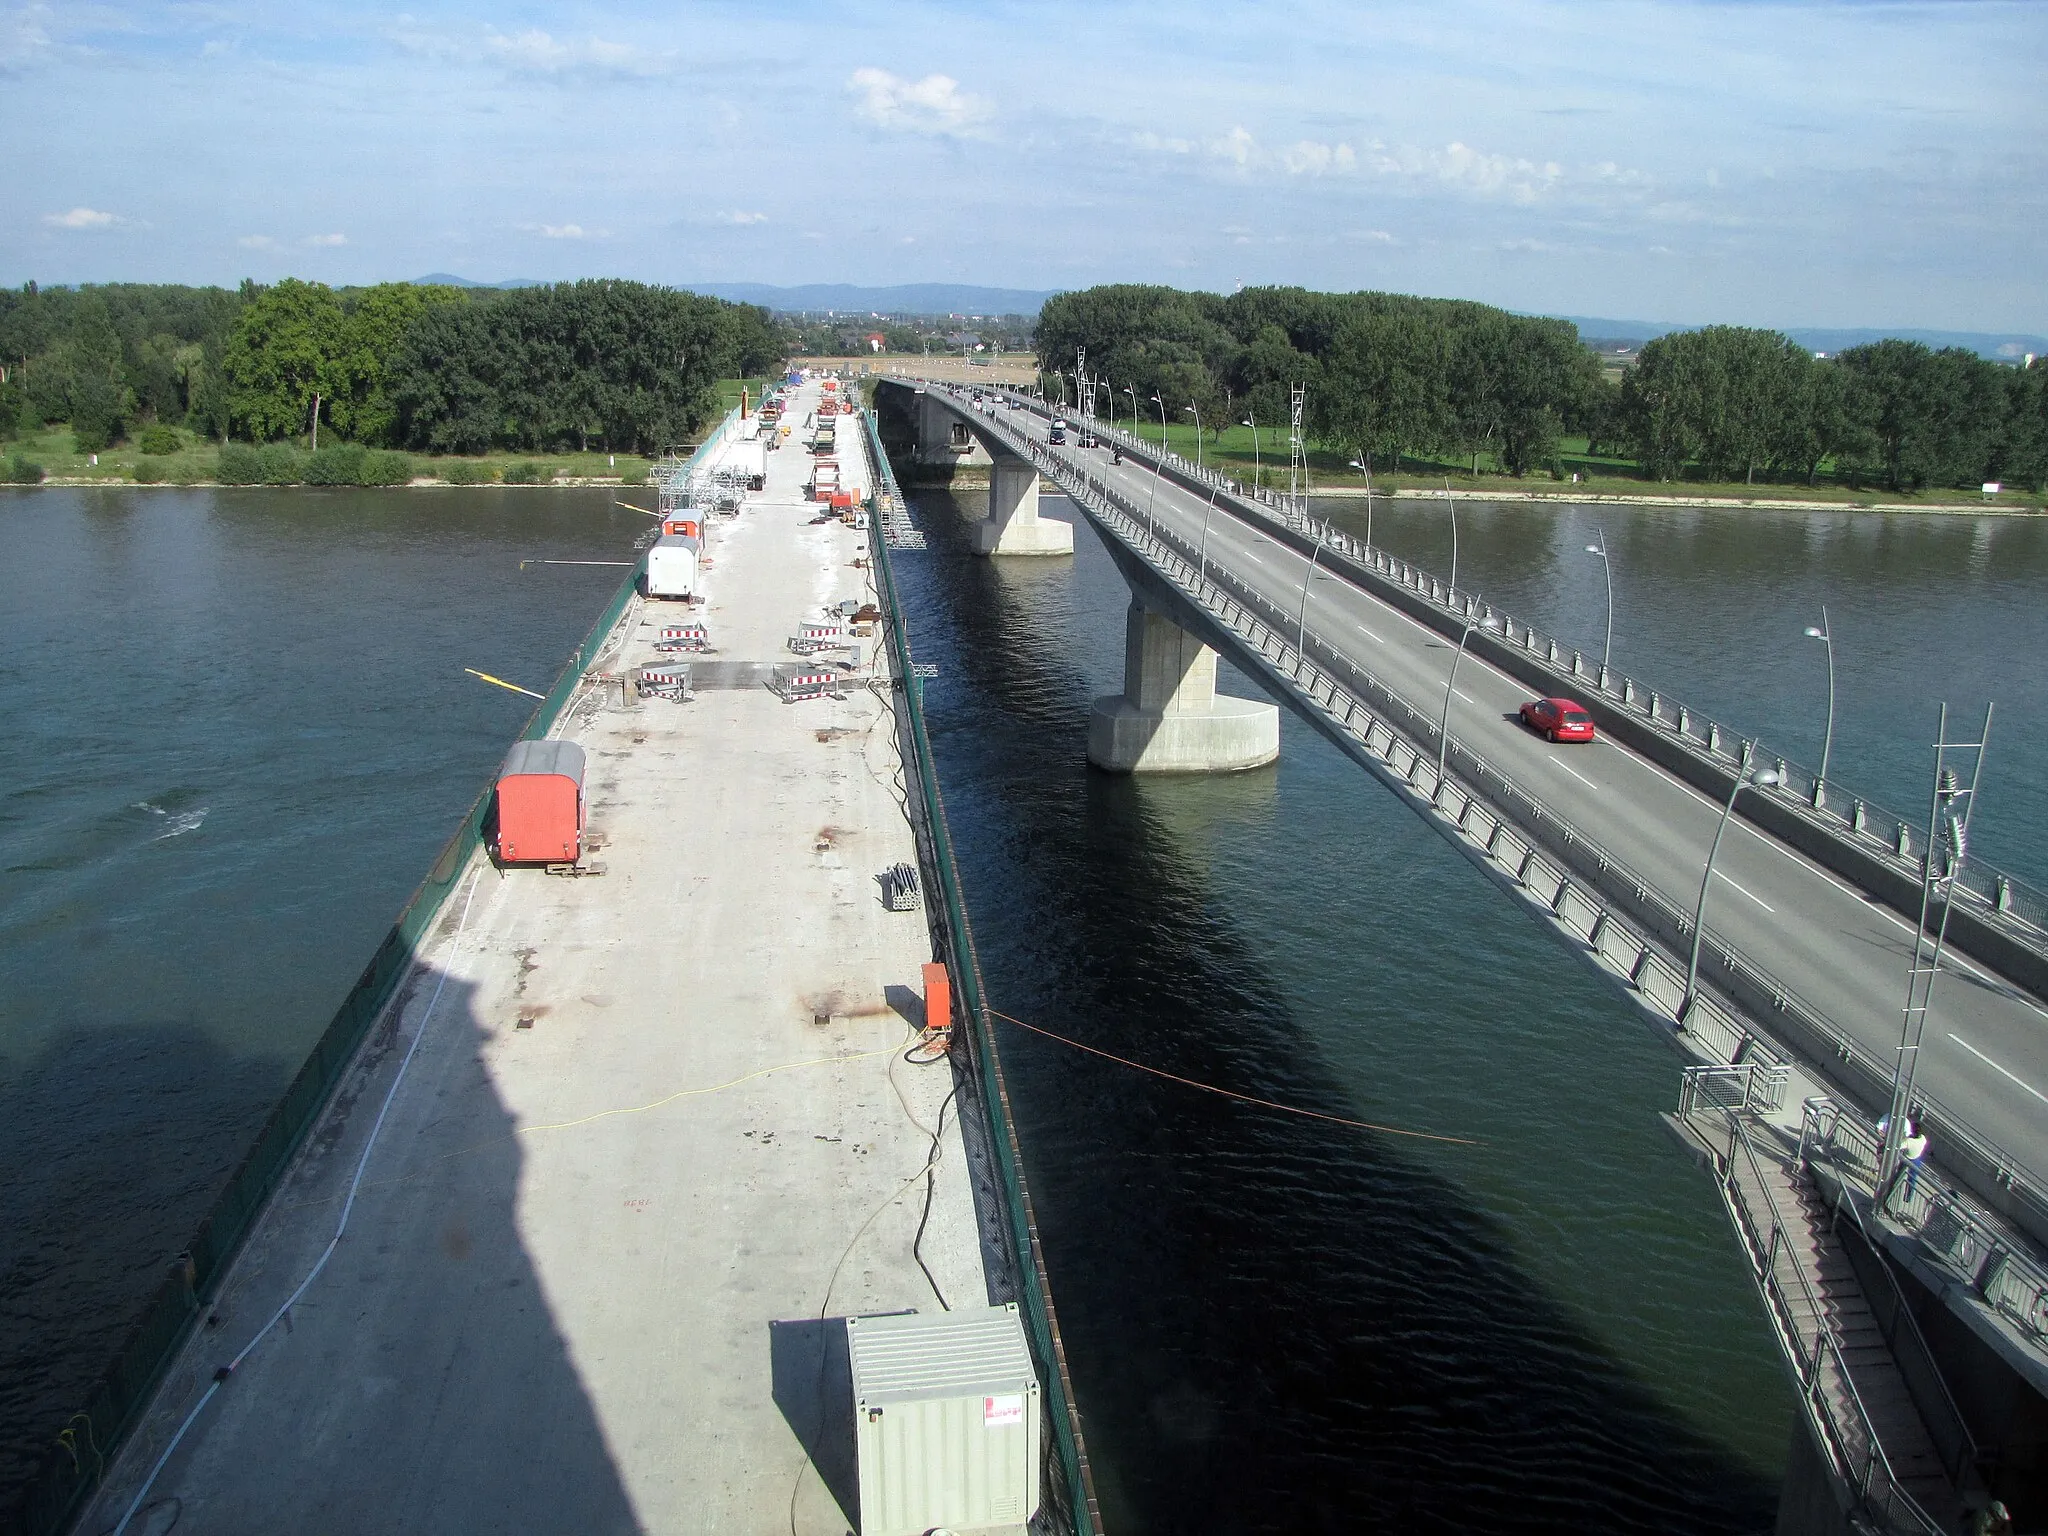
[302,232,346,247]
[1361,140,1564,203]
[42,206,118,229]
[4,2,53,70]
[1349,229,1397,244]
[1135,130,1192,155]
[1210,126,1255,167]
[237,234,278,250]
[1281,139,1357,177]
[716,210,768,226]
[485,28,644,76]
[848,68,990,137]
[533,223,608,239]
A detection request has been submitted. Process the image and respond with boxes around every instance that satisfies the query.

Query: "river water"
[0,486,642,1503]
[2,483,2041,1531]
[889,486,2047,1534]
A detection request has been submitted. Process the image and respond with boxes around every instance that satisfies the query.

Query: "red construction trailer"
[495,740,587,864]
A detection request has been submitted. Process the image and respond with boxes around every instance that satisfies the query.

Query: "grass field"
[1099,419,2045,510]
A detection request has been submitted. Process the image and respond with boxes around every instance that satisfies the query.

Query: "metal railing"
[861,410,1102,1536]
[1678,1061,1791,1117]
[1804,1097,2048,1351]
[1685,1094,1948,1535]
[931,380,2048,1243]
[999,387,2048,952]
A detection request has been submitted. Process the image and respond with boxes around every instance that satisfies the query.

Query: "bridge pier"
[1088,598,1279,772]
[973,454,1073,556]
[913,391,994,471]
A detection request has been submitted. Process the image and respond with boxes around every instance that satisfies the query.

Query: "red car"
[1520,697,1596,743]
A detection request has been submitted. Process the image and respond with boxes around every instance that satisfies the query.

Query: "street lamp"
[1435,616,1502,790]
[1805,609,1835,806]
[1149,393,1167,531]
[1586,528,1613,688]
[1684,764,1785,1012]
[1198,486,1219,584]
[1122,384,1138,436]
[1242,414,1261,490]
[1347,458,1376,554]
[1183,404,1203,471]
[1441,478,1460,595]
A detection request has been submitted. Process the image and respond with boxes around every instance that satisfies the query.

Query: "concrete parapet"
[1087,599,1278,772]
[972,455,1072,556]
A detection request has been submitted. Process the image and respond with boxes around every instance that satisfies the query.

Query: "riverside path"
[73,379,1095,1536]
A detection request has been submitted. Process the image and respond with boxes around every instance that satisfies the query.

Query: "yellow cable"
[513,1045,899,1136]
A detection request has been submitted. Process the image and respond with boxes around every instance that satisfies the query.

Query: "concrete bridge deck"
[79,383,1021,1536]
[919,383,2048,1207]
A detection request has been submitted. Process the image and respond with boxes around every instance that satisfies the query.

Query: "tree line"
[0,278,784,457]
[1034,284,2048,491]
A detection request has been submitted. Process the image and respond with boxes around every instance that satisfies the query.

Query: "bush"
[138,424,182,455]
[502,461,552,484]
[619,463,649,486]
[438,459,498,485]
[3,454,45,484]
[171,460,205,486]
[73,428,113,456]
[360,450,413,486]
[305,443,369,485]
[133,459,165,484]
[216,444,265,484]
[257,444,304,485]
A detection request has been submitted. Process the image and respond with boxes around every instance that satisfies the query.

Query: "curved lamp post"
[1435,617,1502,790]
[1805,609,1835,806]
[1347,458,1376,554]
[1183,403,1203,471]
[1442,478,1460,594]
[1242,414,1261,489]
[1148,393,1167,531]
[1586,528,1613,688]
[1685,764,1784,1012]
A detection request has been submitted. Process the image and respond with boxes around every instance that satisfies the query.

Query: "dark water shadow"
[898,486,1786,1534]
[0,1025,285,1511]
[54,971,641,1535]
[771,1316,858,1528]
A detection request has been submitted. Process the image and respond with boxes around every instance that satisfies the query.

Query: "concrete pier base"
[973,456,1073,556]
[1087,600,1279,772]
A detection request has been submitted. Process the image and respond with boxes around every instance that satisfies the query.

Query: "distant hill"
[1557,314,2044,362]
[411,273,547,289]
[679,282,1057,317]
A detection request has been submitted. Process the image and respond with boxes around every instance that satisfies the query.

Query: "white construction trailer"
[645,534,701,600]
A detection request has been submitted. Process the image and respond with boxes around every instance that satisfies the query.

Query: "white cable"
[111,871,486,1535]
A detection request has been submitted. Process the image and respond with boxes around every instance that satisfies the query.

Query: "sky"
[4,0,2044,331]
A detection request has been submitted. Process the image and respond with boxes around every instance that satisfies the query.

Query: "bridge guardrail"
[997,388,2048,987]
[1804,1095,2048,1357]
[860,410,1102,1536]
[928,384,2048,1246]
[1685,1091,1950,1536]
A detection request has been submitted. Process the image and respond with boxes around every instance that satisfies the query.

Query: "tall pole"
[1242,414,1261,490]
[1586,528,1613,687]
[1443,477,1460,595]
[1435,620,1497,791]
[1348,459,1377,554]
[1881,703,1992,1184]
[1805,608,1835,804]
[1149,393,1167,533]
[1686,764,1783,1012]
[1296,533,1322,663]
[1184,404,1203,470]
[1198,486,1218,585]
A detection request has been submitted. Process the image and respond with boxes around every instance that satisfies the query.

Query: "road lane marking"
[1452,689,1476,704]
[1546,754,1599,792]
[1948,1033,2048,1107]
[1245,552,1265,565]
[1354,623,1385,643]
[1712,869,1775,912]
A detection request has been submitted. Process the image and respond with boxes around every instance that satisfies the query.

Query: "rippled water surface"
[892,488,2047,1534]
[5,478,2042,1531]
[0,486,640,1500]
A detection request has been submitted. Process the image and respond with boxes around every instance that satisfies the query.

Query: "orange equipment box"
[495,740,587,864]
[921,962,951,1034]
